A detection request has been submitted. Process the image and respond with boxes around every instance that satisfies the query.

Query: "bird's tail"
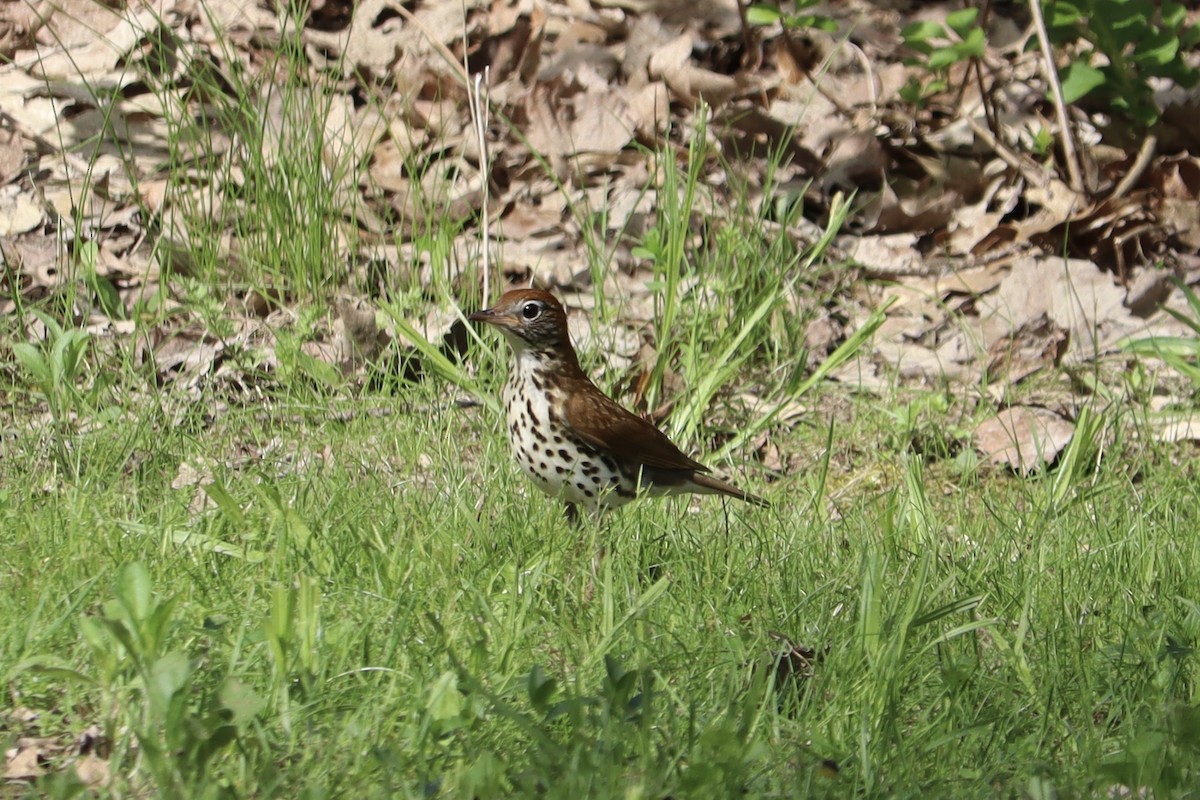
[690,473,770,508]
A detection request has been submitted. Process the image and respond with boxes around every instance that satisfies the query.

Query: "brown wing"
[561,379,710,473]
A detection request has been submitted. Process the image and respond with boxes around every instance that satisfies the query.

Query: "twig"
[1111,134,1156,200]
[467,70,491,302]
[1029,0,1085,195]
[782,26,859,121]
[965,115,1032,179]
[395,3,469,85]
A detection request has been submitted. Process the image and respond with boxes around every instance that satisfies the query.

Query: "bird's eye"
[521,302,542,320]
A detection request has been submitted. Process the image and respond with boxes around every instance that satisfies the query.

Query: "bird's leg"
[564,502,580,527]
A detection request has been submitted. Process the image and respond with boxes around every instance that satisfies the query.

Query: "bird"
[469,288,768,523]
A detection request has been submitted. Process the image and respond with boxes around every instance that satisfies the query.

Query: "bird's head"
[469,290,575,359]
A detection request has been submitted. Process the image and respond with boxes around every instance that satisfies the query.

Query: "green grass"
[6,10,1200,797]
[3,364,1200,797]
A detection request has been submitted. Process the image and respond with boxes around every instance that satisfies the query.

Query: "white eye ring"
[521,302,542,320]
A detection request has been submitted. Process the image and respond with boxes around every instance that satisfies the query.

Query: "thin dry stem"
[468,69,492,302]
[1029,0,1085,195]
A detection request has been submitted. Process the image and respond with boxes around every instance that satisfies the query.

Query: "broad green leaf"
[116,562,153,622]
[85,270,124,321]
[1058,61,1106,104]
[786,13,837,33]
[148,651,193,714]
[901,20,946,44]
[959,26,986,56]
[1132,30,1180,69]
[219,678,268,725]
[293,349,342,387]
[427,670,464,721]
[946,8,979,38]
[384,303,498,414]
[1107,1,1155,48]
[1047,1,1085,27]
[745,4,781,26]
[13,343,51,387]
[203,479,247,527]
[1121,336,1200,357]
[13,655,93,685]
[1163,2,1188,29]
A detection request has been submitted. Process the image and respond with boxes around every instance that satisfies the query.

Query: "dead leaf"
[975,406,1075,473]
[986,312,1069,384]
[1152,411,1200,444]
[0,128,28,182]
[28,3,166,81]
[74,753,110,789]
[0,183,42,234]
[845,233,926,277]
[978,257,1128,357]
[4,740,45,780]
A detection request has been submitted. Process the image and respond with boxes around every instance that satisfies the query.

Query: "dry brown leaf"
[171,458,216,490]
[624,82,669,136]
[1016,178,1083,236]
[948,174,1020,255]
[827,354,889,393]
[28,2,167,81]
[304,0,404,76]
[0,184,42,234]
[521,83,636,157]
[0,0,48,57]
[500,202,565,240]
[151,325,224,384]
[975,406,1075,473]
[845,233,926,277]
[73,753,109,789]
[0,128,28,182]
[4,739,46,780]
[822,132,888,192]
[646,31,755,107]
[875,339,964,381]
[646,31,692,78]
[979,256,1128,356]
[870,179,962,235]
[986,312,1069,384]
[1156,154,1200,251]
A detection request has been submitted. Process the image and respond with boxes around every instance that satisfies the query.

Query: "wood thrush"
[470,289,768,521]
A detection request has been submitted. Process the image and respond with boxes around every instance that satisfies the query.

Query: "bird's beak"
[468,307,517,329]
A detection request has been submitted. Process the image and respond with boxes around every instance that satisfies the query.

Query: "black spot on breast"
[532,427,547,443]
[553,435,564,444]
[526,398,538,424]
[591,475,601,485]
[584,488,595,498]
[556,465,567,475]
[558,448,570,460]
[600,455,617,472]
[544,447,555,457]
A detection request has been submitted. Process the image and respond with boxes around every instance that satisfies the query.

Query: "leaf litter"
[0,4,1195,474]
[1,5,1200,496]
[6,2,1200,790]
